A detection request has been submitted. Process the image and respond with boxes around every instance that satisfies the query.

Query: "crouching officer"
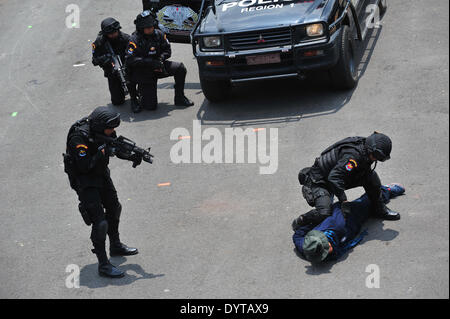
[92,18,140,112]
[125,11,194,112]
[292,132,400,230]
[63,107,140,278]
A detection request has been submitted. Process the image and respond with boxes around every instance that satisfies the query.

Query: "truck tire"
[200,77,231,102]
[329,25,358,90]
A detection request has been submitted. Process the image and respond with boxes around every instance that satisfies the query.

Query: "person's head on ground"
[303,230,333,264]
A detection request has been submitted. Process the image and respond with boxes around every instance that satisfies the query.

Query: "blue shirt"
[293,192,379,260]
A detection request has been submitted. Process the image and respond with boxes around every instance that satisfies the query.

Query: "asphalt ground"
[0,0,448,298]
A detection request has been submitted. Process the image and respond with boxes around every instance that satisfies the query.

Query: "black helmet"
[134,10,156,30]
[365,132,392,162]
[88,107,121,133]
[101,17,121,34]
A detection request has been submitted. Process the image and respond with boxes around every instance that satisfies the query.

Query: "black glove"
[99,54,113,67]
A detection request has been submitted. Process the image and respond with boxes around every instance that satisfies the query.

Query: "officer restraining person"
[92,18,140,112]
[64,107,144,278]
[293,183,405,263]
[292,132,400,231]
[125,11,194,111]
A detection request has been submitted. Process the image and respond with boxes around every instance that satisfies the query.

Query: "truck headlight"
[202,36,222,48]
[306,23,324,37]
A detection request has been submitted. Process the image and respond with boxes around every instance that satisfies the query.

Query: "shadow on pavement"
[296,217,399,276]
[106,101,193,123]
[79,256,165,288]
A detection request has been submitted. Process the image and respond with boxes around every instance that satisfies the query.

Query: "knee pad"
[298,167,311,185]
[302,186,315,207]
[85,202,104,223]
[316,206,332,218]
[177,63,187,75]
[91,219,108,244]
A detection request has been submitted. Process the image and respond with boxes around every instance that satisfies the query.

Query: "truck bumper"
[196,28,341,83]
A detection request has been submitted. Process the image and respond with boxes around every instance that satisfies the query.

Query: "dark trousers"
[107,75,125,105]
[77,179,122,261]
[138,61,187,110]
[107,75,138,105]
[301,170,384,225]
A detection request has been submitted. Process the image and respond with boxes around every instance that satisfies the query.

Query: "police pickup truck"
[191,0,387,102]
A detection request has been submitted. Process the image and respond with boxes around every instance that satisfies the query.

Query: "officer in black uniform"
[292,132,400,230]
[92,18,140,112]
[125,11,194,111]
[64,107,140,278]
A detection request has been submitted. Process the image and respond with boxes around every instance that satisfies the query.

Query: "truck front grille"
[227,28,292,50]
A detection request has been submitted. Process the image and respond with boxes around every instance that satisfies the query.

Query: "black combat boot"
[174,84,194,107]
[92,248,124,278]
[380,207,401,220]
[374,200,401,220]
[175,95,194,107]
[109,234,139,257]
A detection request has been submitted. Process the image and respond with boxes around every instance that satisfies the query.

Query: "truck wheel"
[200,77,231,102]
[329,25,358,90]
[379,0,387,16]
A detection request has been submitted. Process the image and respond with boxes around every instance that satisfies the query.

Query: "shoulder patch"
[78,148,87,157]
[76,144,88,149]
[127,41,136,55]
[345,159,357,171]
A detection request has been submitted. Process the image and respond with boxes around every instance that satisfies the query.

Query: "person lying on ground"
[292,183,405,264]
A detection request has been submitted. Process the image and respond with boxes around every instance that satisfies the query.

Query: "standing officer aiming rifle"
[63,106,153,278]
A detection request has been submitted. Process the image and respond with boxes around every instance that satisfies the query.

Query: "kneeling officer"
[292,132,400,230]
[126,11,194,111]
[92,18,139,111]
[63,107,149,277]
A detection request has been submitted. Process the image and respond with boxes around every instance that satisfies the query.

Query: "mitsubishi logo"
[257,34,266,44]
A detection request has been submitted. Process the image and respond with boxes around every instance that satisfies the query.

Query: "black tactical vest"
[317,137,366,174]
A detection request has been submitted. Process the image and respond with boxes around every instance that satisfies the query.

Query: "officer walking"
[125,11,194,112]
[92,18,140,112]
[292,132,400,230]
[64,107,141,278]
